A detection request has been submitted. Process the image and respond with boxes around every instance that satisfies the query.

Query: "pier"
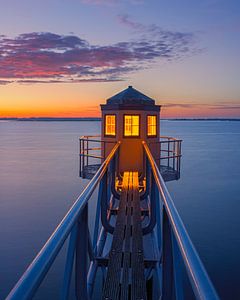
[6,87,219,300]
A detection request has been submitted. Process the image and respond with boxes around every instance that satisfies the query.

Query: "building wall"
[101,109,160,174]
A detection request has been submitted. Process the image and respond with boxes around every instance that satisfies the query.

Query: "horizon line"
[1,117,240,121]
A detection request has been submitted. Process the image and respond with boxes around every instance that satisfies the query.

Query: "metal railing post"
[86,137,89,167]
[61,224,78,300]
[155,183,162,253]
[93,186,102,254]
[140,155,150,200]
[173,141,176,171]
[176,141,179,175]
[88,228,94,262]
[100,171,114,234]
[172,235,184,300]
[82,139,85,178]
[167,139,170,168]
[79,139,82,177]
[162,206,175,300]
[75,203,88,300]
[142,169,157,235]
[178,141,182,176]
[110,155,120,200]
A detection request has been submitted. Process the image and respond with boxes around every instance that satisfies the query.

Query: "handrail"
[80,135,101,138]
[142,141,219,300]
[80,135,182,142]
[160,135,182,141]
[80,137,115,143]
[6,142,121,300]
[147,136,182,144]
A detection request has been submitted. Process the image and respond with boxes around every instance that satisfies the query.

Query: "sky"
[0,0,240,118]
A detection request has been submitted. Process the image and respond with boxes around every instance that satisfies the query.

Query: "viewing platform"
[79,135,182,182]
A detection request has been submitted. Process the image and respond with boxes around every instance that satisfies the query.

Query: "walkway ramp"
[102,172,147,300]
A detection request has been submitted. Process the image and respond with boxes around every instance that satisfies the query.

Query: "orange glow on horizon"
[0,107,101,118]
[1,105,240,119]
[0,83,239,119]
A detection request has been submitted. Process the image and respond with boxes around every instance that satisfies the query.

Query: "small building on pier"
[101,85,161,175]
[80,86,181,181]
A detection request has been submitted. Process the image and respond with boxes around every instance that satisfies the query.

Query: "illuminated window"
[124,115,139,137]
[105,115,116,136]
[147,115,157,136]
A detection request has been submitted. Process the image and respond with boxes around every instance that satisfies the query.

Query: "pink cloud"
[0,30,195,84]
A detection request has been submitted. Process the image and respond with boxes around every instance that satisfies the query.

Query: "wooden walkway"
[102,172,147,300]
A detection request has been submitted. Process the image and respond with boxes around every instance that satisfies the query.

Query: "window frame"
[147,115,157,138]
[104,114,116,137]
[123,114,140,138]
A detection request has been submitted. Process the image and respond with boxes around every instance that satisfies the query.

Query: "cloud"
[81,0,143,5]
[163,103,240,110]
[163,103,197,108]
[0,80,13,85]
[208,104,240,110]
[17,78,123,84]
[83,0,118,3]
[0,29,195,85]
[81,0,116,4]
[117,14,195,46]
[117,14,148,31]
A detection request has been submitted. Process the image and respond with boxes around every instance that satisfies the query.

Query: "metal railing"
[142,141,219,300]
[6,142,121,300]
[79,135,182,180]
[158,136,182,177]
[79,135,116,178]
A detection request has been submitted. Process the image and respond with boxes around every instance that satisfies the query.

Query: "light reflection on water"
[0,120,240,299]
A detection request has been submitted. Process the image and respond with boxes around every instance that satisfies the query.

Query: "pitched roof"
[106,86,155,105]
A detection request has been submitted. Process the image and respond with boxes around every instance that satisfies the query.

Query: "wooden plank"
[102,172,146,300]
[102,172,129,299]
[131,172,147,300]
[120,172,133,300]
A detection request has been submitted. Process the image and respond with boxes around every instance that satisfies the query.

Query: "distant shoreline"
[0,117,240,122]
[0,117,101,122]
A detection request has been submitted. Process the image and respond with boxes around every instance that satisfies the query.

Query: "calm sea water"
[0,120,240,299]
